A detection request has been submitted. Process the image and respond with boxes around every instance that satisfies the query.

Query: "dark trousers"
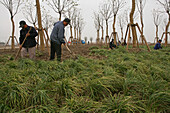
[50,41,61,61]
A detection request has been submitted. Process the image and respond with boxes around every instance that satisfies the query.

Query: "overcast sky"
[0,0,169,43]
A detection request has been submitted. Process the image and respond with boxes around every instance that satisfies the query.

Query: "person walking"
[19,20,38,59]
[50,18,71,61]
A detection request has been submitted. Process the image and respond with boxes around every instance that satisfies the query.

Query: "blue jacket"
[50,21,65,44]
[154,43,162,50]
[19,26,38,48]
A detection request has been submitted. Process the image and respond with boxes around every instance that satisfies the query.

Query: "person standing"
[19,20,38,59]
[50,18,71,61]
[154,39,162,50]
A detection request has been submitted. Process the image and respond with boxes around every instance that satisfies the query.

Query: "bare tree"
[94,12,101,44]
[153,9,162,43]
[77,12,84,43]
[0,0,22,50]
[84,37,87,44]
[100,3,112,44]
[130,0,138,47]
[48,0,78,21]
[100,17,105,44]
[136,0,146,45]
[110,0,125,45]
[64,7,77,43]
[23,1,37,28]
[90,37,93,44]
[118,15,125,44]
[157,0,170,46]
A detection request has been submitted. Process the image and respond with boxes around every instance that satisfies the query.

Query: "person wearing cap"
[19,20,38,59]
[50,18,71,61]
[154,39,162,50]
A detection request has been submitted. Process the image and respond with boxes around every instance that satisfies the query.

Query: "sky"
[0,0,169,44]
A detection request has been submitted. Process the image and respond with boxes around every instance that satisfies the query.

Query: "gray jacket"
[50,21,65,44]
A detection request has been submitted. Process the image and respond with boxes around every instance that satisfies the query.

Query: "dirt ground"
[0,44,105,61]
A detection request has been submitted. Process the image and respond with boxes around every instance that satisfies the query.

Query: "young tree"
[100,17,105,44]
[100,3,112,44]
[130,0,138,47]
[157,0,170,46]
[48,0,78,21]
[64,7,77,43]
[90,37,93,44]
[84,37,87,44]
[77,12,84,43]
[23,2,37,28]
[0,0,22,50]
[136,0,146,45]
[118,15,125,44]
[153,9,162,43]
[110,0,125,45]
[94,12,101,44]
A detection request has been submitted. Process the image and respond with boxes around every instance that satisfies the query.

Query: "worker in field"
[109,39,116,49]
[154,39,162,50]
[19,20,38,59]
[50,18,71,61]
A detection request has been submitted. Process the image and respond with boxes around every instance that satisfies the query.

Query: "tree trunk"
[156,25,159,43]
[165,21,170,47]
[140,12,144,45]
[36,0,44,51]
[70,25,73,42]
[106,20,109,44]
[113,15,117,45]
[74,27,76,39]
[11,16,15,50]
[59,12,62,21]
[101,27,104,44]
[97,29,100,44]
[130,0,138,48]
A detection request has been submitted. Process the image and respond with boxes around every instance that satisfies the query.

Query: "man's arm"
[57,26,65,44]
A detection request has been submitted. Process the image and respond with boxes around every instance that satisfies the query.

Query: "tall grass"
[0,46,169,112]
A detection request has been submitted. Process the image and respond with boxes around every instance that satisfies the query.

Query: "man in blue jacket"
[19,20,38,59]
[50,18,71,61]
[154,39,162,50]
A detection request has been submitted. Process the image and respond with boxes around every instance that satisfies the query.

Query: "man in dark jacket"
[19,20,38,59]
[109,39,116,49]
[154,39,162,50]
[50,18,70,61]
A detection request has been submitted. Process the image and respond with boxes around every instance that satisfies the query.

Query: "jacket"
[19,26,38,48]
[50,21,65,45]
[154,43,162,50]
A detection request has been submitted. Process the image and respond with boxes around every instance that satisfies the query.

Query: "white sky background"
[0,0,169,43]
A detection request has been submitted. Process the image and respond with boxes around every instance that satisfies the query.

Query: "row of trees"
[93,0,169,47]
[0,0,85,50]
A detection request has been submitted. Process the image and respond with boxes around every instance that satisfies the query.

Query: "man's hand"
[19,45,22,49]
[26,33,30,37]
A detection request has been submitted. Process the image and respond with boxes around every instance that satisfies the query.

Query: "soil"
[0,44,105,61]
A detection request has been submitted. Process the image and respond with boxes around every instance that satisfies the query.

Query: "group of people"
[109,38,162,50]
[19,18,70,61]
[19,18,163,61]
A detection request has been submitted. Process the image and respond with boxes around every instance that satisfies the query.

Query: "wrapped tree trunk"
[11,16,15,50]
[36,0,44,50]
[130,0,138,48]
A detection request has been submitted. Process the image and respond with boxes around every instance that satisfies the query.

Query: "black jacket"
[19,26,38,48]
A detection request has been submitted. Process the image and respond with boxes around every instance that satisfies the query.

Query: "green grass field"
[0,45,170,113]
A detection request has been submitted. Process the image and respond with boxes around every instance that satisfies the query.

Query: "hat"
[19,20,26,28]
[63,18,71,24]
[158,39,162,42]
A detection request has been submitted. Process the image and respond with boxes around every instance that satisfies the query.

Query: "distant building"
[0,42,5,46]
